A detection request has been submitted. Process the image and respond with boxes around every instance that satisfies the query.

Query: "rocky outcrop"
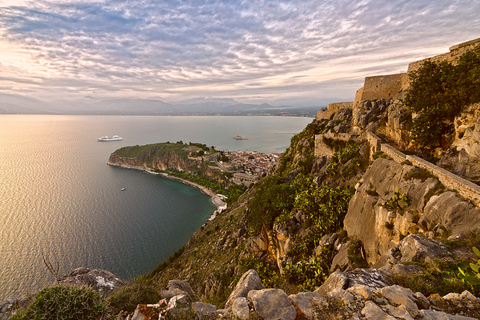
[56,267,124,297]
[344,156,480,265]
[107,149,194,172]
[118,268,480,320]
[225,269,265,309]
[438,102,480,183]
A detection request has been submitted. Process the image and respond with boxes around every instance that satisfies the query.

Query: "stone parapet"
[381,144,406,163]
[316,102,353,120]
[407,155,480,208]
[360,133,480,208]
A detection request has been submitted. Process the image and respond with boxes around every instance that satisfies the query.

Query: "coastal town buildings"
[216,151,281,186]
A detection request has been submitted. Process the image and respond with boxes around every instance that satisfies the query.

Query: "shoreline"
[107,162,227,220]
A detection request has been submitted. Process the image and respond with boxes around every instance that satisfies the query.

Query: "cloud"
[0,0,479,104]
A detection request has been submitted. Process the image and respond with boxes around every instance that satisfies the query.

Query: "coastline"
[107,162,227,220]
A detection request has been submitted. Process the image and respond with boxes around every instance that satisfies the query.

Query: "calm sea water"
[0,115,312,300]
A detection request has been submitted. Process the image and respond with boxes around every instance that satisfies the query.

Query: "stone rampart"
[407,37,480,73]
[406,155,480,207]
[353,73,408,106]
[365,132,382,157]
[316,102,354,120]
[314,132,357,157]
[361,135,480,207]
[381,144,406,163]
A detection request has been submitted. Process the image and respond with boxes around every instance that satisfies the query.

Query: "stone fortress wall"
[366,132,480,208]
[353,73,409,106]
[316,101,354,120]
[320,37,480,116]
[315,38,480,206]
[407,37,480,73]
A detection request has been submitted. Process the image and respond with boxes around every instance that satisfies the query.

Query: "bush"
[11,285,107,320]
[405,46,480,152]
[107,281,160,313]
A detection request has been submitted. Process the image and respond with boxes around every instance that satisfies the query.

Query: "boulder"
[329,240,352,272]
[288,292,322,320]
[247,289,296,320]
[422,192,480,236]
[361,301,396,320]
[398,234,451,263]
[191,302,216,318]
[376,285,419,318]
[167,280,198,302]
[225,269,265,309]
[315,269,393,296]
[231,297,250,320]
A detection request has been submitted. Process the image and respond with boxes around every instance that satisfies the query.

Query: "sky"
[0,0,479,106]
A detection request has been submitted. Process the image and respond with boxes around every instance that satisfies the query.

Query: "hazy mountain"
[0,93,320,116]
[0,93,53,114]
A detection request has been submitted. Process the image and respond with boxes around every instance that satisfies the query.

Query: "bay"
[0,115,312,300]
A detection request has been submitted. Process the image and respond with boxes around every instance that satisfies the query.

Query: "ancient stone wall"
[316,102,354,120]
[407,37,480,73]
[314,132,355,157]
[365,132,382,157]
[380,144,406,163]
[353,73,408,106]
[407,155,480,207]
[362,132,480,207]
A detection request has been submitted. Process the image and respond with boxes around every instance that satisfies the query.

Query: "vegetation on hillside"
[405,46,480,152]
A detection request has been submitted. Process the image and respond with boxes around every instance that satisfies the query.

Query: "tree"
[405,46,480,152]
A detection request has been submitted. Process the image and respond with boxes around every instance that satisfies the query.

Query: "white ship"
[98,135,123,142]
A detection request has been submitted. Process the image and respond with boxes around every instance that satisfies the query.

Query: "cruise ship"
[98,135,123,142]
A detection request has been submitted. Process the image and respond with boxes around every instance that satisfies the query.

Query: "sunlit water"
[0,115,312,299]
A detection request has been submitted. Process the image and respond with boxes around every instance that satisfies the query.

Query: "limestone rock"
[247,289,296,320]
[361,301,396,320]
[56,267,123,297]
[391,263,425,277]
[384,304,414,320]
[398,234,451,263]
[315,269,393,296]
[347,284,373,300]
[288,292,322,320]
[419,309,478,320]
[330,240,352,272]
[225,269,265,309]
[422,191,480,236]
[231,297,250,320]
[438,102,480,183]
[168,280,198,302]
[376,285,419,317]
[192,302,216,318]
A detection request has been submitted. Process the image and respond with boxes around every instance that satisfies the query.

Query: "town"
[213,150,282,186]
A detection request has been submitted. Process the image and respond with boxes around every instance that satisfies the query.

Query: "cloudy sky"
[0,0,479,106]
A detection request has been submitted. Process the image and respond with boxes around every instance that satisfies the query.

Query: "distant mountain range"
[0,93,345,117]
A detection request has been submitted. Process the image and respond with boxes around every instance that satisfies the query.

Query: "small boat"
[233,135,248,140]
[98,135,123,142]
[120,187,126,191]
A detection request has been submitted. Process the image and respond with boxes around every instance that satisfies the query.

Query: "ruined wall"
[314,132,355,157]
[316,101,354,120]
[363,132,480,207]
[353,73,408,106]
[407,37,480,73]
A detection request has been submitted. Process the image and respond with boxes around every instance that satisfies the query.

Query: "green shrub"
[404,167,435,182]
[11,286,107,320]
[107,281,160,313]
[405,46,480,152]
[458,247,480,287]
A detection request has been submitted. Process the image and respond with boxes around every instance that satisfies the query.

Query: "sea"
[0,115,313,300]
